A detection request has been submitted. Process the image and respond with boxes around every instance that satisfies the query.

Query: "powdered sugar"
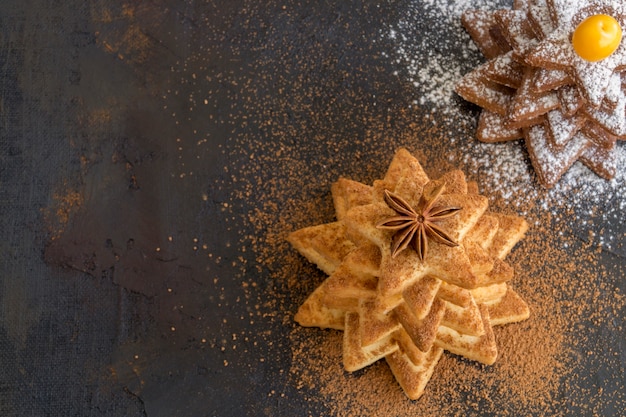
[389,0,486,111]
[387,0,625,254]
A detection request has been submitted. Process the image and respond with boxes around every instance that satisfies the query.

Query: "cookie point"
[572,14,622,62]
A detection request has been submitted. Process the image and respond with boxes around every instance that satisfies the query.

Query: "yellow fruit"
[572,14,622,62]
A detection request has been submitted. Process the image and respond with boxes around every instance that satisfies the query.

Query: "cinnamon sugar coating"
[288,149,529,399]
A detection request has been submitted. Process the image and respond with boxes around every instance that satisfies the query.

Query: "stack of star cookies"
[289,149,529,399]
[456,0,626,187]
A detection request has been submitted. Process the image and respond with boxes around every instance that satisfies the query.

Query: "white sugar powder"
[386,0,625,253]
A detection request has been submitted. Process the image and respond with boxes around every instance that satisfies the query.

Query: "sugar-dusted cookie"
[456,0,626,187]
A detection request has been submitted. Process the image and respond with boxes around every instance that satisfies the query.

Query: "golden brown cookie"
[289,149,529,400]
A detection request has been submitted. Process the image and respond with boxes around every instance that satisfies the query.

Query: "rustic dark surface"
[0,1,405,415]
[1,0,624,416]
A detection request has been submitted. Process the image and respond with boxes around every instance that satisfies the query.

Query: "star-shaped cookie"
[456,0,626,187]
[288,149,529,399]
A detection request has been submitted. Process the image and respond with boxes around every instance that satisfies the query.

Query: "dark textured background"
[1,1,409,415]
[1,0,624,416]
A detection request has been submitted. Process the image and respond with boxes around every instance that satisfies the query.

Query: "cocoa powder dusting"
[232,111,624,415]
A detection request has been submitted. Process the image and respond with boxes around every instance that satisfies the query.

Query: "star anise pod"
[376,183,461,260]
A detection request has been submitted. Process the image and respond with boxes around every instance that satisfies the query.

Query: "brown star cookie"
[456,0,626,187]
